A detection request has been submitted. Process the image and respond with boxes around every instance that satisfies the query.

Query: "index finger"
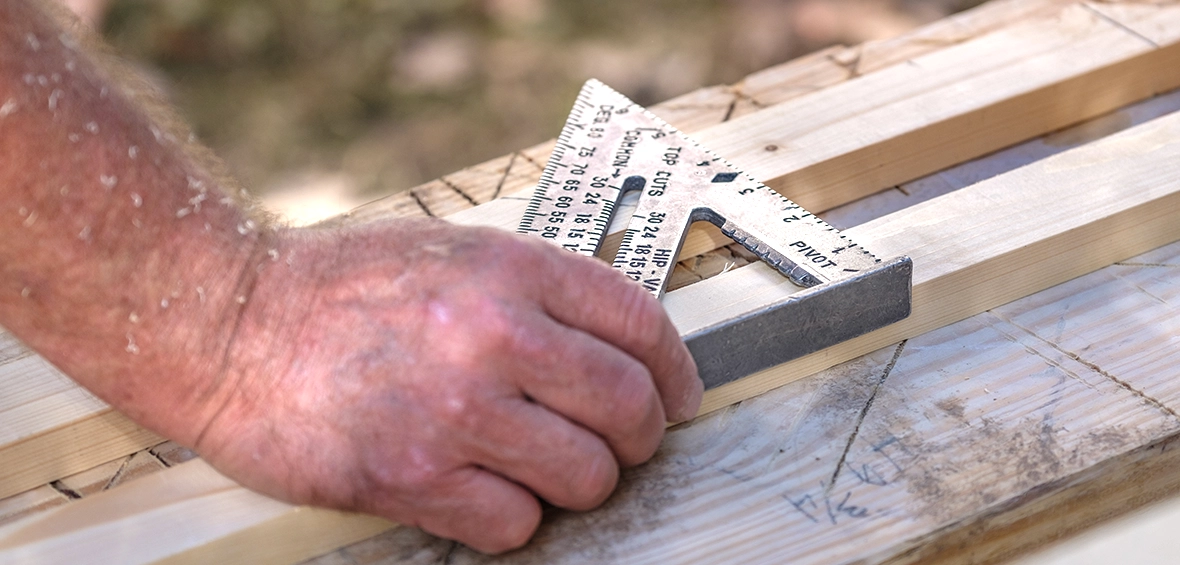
[534,244,702,423]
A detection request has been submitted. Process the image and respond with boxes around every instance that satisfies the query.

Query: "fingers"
[375,394,620,550]
[405,467,543,554]
[504,310,666,467]
[466,395,620,510]
[536,247,703,423]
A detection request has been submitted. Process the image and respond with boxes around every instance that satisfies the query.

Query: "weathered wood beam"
[412,2,1180,264]
[674,106,1180,414]
[4,85,1179,564]
[0,338,159,502]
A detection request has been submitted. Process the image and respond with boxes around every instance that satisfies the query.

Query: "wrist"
[179,226,346,476]
[0,2,292,448]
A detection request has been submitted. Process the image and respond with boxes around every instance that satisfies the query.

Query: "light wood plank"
[0,460,389,564]
[685,105,1180,414]
[342,0,1082,224]
[439,2,1180,262]
[5,93,1180,565]
[0,334,161,500]
[314,82,1180,565]
[0,485,68,529]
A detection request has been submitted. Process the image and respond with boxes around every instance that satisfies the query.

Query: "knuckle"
[566,451,619,510]
[608,363,658,425]
[435,296,518,366]
[433,388,484,432]
[616,283,666,353]
[472,298,517,345]
[602,365,663,466]
[467,296,552,362]
[365,448,444,496]
[488,507,542,553]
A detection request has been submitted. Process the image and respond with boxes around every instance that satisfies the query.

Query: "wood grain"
[0,333,160,501]
[684,105,1180,414]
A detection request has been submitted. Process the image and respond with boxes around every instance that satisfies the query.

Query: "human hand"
[0,2,698,553]
[191,218,702,553]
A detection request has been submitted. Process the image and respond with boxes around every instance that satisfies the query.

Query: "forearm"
[0,0,270,445]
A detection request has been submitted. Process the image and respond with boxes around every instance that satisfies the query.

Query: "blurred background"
[62,0,981,224]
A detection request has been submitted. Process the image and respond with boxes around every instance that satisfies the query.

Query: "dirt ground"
[66,0,981,223]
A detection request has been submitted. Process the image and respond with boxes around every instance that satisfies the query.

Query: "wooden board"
[4,86,1180,564]
[331,0,1085,226]
[383,1,1180,262]
[0,0,1131,501]
[0,334,160,501]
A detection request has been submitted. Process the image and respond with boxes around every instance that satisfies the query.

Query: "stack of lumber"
[3,0,1180,562]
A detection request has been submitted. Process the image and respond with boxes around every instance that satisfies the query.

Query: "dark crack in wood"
[48,481,82,500]
[409,189,434,217]
[1116,262,1179,268]
[438,176,480,208]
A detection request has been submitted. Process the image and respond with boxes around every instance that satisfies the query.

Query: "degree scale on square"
[517,80,913,389]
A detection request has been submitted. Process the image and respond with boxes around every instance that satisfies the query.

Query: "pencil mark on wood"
[986,312,1102,394]
[147,449,172,469]
[517,150,547,171]
[786,483,873,525]
[101,457,131,492]
[871,435,910,475]
[1082,2,1161,48]
[1113,270,1170,305]
[828,48,863,79]
[0,340,35,364]
[828,340,907,493]
[846,462,890,486]
[491,152,518,201]
[721,97,738,123]
[1116,262,1179,268]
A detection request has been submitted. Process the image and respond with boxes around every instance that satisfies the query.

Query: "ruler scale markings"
[518,80,883,295]
[517,80,913,387]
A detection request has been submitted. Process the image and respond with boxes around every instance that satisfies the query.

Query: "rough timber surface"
[0,0,1127,502]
